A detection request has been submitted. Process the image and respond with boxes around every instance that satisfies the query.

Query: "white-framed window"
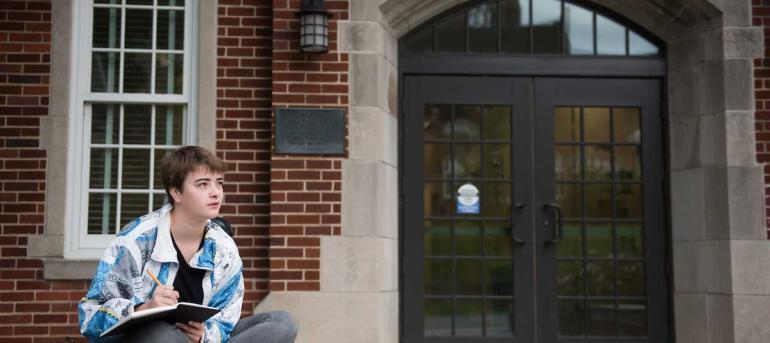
[66,0,197,258]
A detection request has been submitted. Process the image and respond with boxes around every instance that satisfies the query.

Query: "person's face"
[170,167,224,220]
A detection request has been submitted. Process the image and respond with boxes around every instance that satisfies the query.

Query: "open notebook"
[100,302,220,337]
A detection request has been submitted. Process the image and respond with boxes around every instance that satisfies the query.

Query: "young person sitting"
[78,146,297,343]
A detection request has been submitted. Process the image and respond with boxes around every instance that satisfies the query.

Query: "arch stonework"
[255,0,767,342]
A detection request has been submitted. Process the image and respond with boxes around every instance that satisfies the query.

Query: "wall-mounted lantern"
[297,0,332,53]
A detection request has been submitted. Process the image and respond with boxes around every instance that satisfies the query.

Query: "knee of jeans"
[272,311,298,338]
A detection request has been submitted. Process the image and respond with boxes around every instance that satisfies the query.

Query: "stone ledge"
[42,258,99,280]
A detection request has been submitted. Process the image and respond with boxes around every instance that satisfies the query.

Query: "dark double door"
[402,76,668,342]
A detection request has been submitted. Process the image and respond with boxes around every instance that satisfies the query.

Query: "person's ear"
[170,187,183,204]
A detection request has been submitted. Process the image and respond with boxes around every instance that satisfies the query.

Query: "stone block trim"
[270,0,349,292]
[217,0,275,314]
[752,0,770,234]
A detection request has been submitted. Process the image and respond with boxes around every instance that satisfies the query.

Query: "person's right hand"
[135,285,179,311]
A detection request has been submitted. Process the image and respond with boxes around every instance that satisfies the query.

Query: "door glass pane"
[500,0,530,53]
[557,261,583,295]
[455,106,481,140]
[555,107,581,142]
[455,299,483,336]
[556,183,581,218]
[584,145,611,180]
[454,144,482,178]
[483,144,511,178]
[615,183,642,219]
[618,300,647,336]
[468,2,498,53]
[564,3,594,55]
[425,298,452,336]
[482,106,511,140]
[616,222,643,258]
[586,261,614,295]
[584,107,610,142]
[456,220,482,256]
[436,12,466,52]
[614,146,641,180]
[586,222,613,257]
[425,104,452,140]
[485,299,514,336]
[87,193,117,234]
[485,259,513,295]
[532,0,562,53]
[614,107,641,143]
[588,300,616,335]
[617,261,645,296]
[456,259,483,294]
[485,220,513,256]
[425,220,452,256]
[597,15,626,55]
[482,182,511,217]
[584,183,612,218]
[558,299,585,336]
[557,222,582,257]
[555,145,580,180]
[424,259,452,295]
[424,143,452,178]
[424,182,452,217]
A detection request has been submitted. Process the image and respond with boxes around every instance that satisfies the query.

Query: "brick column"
[269,0,349,292]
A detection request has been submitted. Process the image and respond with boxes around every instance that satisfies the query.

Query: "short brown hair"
[160,146,227,205]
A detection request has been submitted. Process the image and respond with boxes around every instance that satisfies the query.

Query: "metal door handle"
[543,203,563,244]
[512,203,526,244]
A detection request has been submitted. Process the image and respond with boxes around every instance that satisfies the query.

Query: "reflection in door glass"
[553,106,648,337]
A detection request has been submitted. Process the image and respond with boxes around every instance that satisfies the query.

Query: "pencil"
[146,270,163,286]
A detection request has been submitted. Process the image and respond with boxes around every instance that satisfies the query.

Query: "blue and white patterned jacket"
[78,204,244,342]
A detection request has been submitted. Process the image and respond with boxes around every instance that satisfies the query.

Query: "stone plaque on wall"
[275,108,345,155]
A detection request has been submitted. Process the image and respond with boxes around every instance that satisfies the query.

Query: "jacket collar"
[150,204,216,271]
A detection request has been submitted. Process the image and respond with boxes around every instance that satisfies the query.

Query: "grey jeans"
[120,311,297,343]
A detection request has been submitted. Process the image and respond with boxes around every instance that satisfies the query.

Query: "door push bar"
[512,202,526,244]
[543,203,563,244]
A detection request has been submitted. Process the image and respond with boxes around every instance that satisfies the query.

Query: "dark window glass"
[405,27,434,53]
[564,3,593,55]
[532,0,562,53]
[500,0,530,53]
[629,30,659,56]
[93,8,121,48]
[597,15,626,55]
[436,12,467,52]
[468,2,498,53]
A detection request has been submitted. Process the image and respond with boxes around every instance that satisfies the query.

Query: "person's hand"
[135,285,179,311]
[176,321,205,342]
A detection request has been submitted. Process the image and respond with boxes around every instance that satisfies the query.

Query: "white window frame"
[65,0,199,259]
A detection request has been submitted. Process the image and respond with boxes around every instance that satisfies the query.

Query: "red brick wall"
[753,0,770,235]
[269,0,348,291]
[216,0,274,315]
[0,0,86,341]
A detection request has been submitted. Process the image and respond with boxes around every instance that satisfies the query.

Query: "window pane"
[154,105,184,145]
[532,0,562,53]
[424,298,452,336]
[597,15,626,55]
[424,143,451,178]
[123,104,152,144]
[555,107,580,142]
[154,148,173,189]
[424,182,452,217]
[557,261,583,295]
[584,145,611,180]
[588,300,616,336]
[126,0,153,4]
[90,148,119,189]
[559,299,585,336]
[468,2,498,53]
[91,104,120,144]
[484,221,512,256]
[616,222,643,258]
[456,220,482,256]
[585,183,612,218]
[424,104,452,140]
[158,0,186,6]
[91,52,120,92]
[555,145,580,180]
[152,192,168,210]
[586,222,613,257]
[629,30,658,56]
[455,106,481,140]
[454,144,481,178]
[120,193,149,228]
[613,107,641,143]
[88,193,117,234]
[483,144,511,179]
[586,261,614,295]
[157,10,185,51]
[584,107,610,142]
[155,53,184,94]
[456,259,483,294]
[125,9,152,49]
[455,299,483,336]
[618,300,647,336]
[615,146,641,180]
[405,27,434,53]
[425,219,451,256]
[485,299,514,336]
[557,222,582,257]
[482,106,511,141]
[122,148,151,189]
[556,183,581,218]
[436,12,466,52]
[95,0,121,3]
[424,258,452,295]
[500,0,530,53]
[564,3,593,55]
[93,8,121,48]
[615,183,643,219]
[482,182,511,217]
[124,53,152,93]
[485,259,513,295]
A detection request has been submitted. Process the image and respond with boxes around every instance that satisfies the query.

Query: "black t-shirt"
[171,233,206,305]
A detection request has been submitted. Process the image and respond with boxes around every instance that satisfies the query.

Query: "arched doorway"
[400,1,669,342]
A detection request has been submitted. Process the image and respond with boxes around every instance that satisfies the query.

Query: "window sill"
[28,235,100,280]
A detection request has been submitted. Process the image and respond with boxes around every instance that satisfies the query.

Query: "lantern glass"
[299,12,329,53]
